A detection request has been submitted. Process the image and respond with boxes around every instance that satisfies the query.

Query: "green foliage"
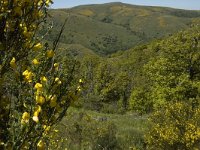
[141,24,200,150]
[129,87,153,114]
[144,25,200,109]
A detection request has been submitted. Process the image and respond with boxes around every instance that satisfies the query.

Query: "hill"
[48,2,200,55]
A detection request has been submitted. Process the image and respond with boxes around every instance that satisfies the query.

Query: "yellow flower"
[77,85,81,92]
[79,79,83,83]
[54,63,59,71]
[45,0,53,7]
[54,63,58,67]
[34,83,42,90]
[36,105,42,113]
[33,43,42,51]
[37,140,45,150]
[32,106,41,123]
[55,77,59,82]
[22,112,30,120]
[50,95,57,107]
[33,108,41,116]
[51,95,57,101]
[43,125,51,132]
[23,26,28,35]
[36,95,45,105]
[21,112,30,124]
[46,50,54,58]
[32,59,39,65]
[22,70,33,83]
[54,77,62,84]
[32,116,39,123]
[10,57,16,69]
[40,76,47,82]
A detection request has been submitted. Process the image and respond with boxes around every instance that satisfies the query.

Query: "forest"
[0,1,200,150]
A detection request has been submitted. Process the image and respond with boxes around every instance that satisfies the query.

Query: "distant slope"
[48,2,200,55]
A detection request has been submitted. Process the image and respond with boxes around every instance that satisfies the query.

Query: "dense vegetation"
[56,22,200,149]
[1,1,200,149]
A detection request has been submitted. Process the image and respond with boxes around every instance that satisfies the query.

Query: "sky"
[51,0,200,10]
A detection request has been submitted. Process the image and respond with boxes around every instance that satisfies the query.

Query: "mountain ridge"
[48,2,200,55]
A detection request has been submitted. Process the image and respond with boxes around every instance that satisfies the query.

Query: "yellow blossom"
[34,111,39,117]
[77,85,81,92]
[40,76,47,82]
[10,57,17,69]
[45,0,53,7]
[21,112,30,124]
[32,58,39,65]
[35,105,42,113]
[54,77,62,84]
[55,77,62,85]
[32,106,41,123]
[46,50,54,58]
[22,70,33,82]
[32,116,39,123]
[34,83,42,90]
[37,140,45,150]
[54,63,58,67]
[55,77,59,82]
[53,63,59,71]
[79,79,83,83]
[23,26,28,36]
[43,125,51,132]
[33,43,42,51]
[36,95,45,105]
[50,95,57,107]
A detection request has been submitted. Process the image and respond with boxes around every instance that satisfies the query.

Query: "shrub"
[145,102,200,150]
[0,1,81,149]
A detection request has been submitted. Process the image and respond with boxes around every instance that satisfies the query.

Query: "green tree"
[144,24,200,149]
[144,25,200,109]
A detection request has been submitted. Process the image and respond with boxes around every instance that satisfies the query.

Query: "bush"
[0,1,81,149]
[145,102,200,150]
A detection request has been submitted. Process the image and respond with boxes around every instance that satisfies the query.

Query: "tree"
[144,25,200,109]
[144,24,200,149]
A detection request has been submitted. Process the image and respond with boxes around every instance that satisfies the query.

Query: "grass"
[65,107,149,149]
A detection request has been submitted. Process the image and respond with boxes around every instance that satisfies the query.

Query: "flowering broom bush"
[145,102,200,150]
[0,0,82,149]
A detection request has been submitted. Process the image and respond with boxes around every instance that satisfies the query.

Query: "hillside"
[48,2,200,55]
